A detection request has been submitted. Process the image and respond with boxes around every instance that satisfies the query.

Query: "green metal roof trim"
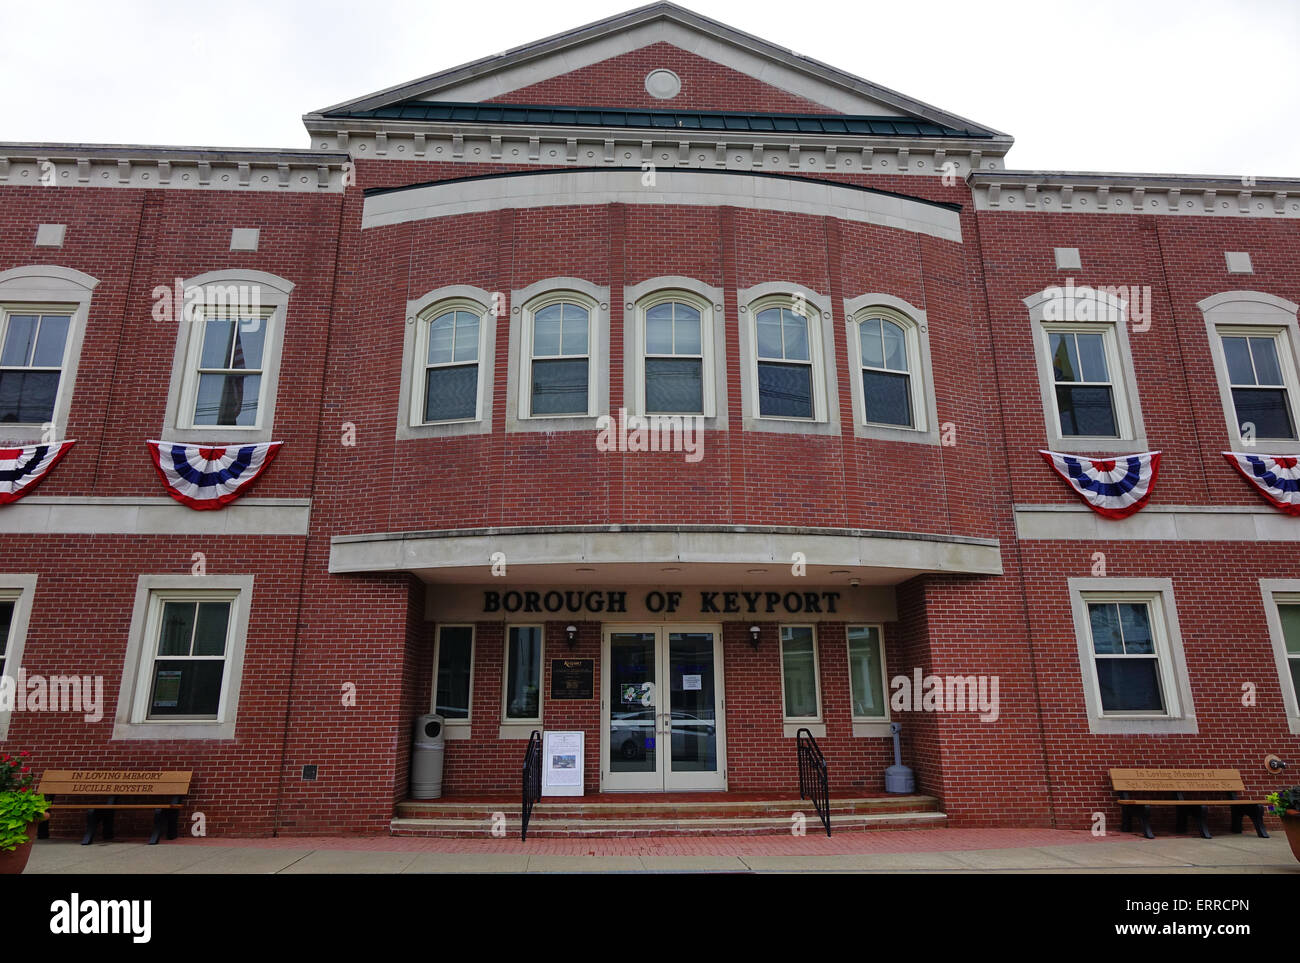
[323,101,990,138]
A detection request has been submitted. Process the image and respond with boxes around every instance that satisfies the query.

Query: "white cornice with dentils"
[307,2,1010,141]
[306,122,1006,178]
[969,170,1300,219]
[0,143,352,193]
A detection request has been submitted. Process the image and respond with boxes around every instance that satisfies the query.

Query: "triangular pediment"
[311,3,1005,140]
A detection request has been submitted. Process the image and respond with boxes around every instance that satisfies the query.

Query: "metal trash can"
[411,713,446,799]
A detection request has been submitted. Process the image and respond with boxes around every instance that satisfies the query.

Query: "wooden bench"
[1110,768,1270,840]
[35,770,192,845]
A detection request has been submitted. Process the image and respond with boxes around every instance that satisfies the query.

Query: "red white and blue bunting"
[0,441,76,505]
[1039,449,1162,519]
[1222,451,1300,515]
[146,440,283,510]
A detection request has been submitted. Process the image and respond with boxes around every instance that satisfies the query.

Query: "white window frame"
[845,294,939,444]
[624,277,726,428]
[846,624,892,737]
[113,574,253,741]
[779,624,823,738]
[739,283,839,436]
[1257,580,1300,736]
[633,290,715,418]
[433,623,475,740]
[0,266,97,445]
[1199,291,1300,453]
[1067,577,1197,735]
[1024,287,1147,454]
[499,623,544,738]
[0,574,38,742]
[161,270,293,444]
[398,285,495,439]
[507,278,609,433]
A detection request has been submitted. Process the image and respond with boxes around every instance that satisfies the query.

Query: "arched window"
[521,293,596,418]
[754,302,818,420]
[165,269,293,444]
[856,313,919,429]
[416,301,485,423]
[0,265,98,444]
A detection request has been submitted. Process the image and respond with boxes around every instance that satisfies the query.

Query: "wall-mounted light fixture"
[748,625,761,650]
[565,625,578,649]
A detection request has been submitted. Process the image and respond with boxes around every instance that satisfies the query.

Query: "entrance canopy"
[328,523,1002,593]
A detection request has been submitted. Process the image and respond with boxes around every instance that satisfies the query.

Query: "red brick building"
[2,3,1298,837]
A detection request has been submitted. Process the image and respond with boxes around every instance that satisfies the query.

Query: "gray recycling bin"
[411,713,446,799]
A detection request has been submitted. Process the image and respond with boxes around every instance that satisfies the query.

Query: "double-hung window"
[0,575,37,741]
[1259,581,1300,735]
[857,315,919,429]
[1220,329,1298,441]
[189,314,268,428]
[1048,327,1121,437]
[643,299,705,415]
[0,310,71,426]
[164,271,292,443]
[1085,599,1168,713]
[755,306,815,419]
[115,574,253,740]
[419,306,482,423]
[1026,288,1145,452]
[526,299,591,417]
[142,597,235,720]
[1068,578,1196,734]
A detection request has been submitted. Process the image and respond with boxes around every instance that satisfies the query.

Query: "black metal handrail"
[796,727,831,837]
[521,730,542,841]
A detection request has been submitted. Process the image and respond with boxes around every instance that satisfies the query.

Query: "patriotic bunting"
[0,441,76,505]
[1222,451,1300,515]
[1039,449,1162,519]
[146,440,282,510]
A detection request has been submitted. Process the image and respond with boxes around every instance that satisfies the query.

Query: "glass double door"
[602,624,727,791]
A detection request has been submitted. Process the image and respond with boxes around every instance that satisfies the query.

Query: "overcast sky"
[3,0,1297,177]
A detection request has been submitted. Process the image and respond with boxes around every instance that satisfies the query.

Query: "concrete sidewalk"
[22,827,1300,873]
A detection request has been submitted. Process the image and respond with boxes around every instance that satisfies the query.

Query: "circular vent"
[424,719,442,738]
[644,69,681,100]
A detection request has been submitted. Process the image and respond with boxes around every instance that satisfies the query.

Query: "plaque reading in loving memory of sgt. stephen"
[550,659,594,700]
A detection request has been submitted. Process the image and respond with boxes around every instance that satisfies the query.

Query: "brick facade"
[2,5,1298,838]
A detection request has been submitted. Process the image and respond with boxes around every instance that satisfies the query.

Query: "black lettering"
[742,591,761,613]
[483,591,501,613]
[565,591,584,613]
[585,591,606,614]
[666,591,682,613]
[722,592,740,614]
[607,591,627,613]
[524,590,541,613]
[783,592,803,613]
[700,592,720,614]
[764,592,781,613]
[803,592,821,614]
[646,591,666,613]
[503,591,522,613]
[543,591,564,613]
[822,592,839,614]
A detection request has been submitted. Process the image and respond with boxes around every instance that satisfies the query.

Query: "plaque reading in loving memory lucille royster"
[550,659,594,700]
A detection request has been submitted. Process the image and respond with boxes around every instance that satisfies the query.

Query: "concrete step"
[390,807,947,838]
[395,794,941,821]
